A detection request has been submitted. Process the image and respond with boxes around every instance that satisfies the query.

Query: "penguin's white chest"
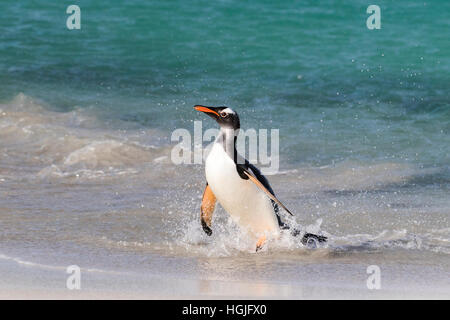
[205,143,279,237]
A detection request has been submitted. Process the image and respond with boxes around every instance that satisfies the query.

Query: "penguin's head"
[194,105,240,130]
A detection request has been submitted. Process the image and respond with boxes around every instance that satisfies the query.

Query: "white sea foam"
[0,253,120,274]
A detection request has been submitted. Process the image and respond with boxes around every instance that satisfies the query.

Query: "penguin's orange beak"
[194,105,220,117]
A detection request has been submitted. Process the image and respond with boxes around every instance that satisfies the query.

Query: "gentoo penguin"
[194,105,327,251]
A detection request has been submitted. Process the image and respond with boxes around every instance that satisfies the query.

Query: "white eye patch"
[221,107,235,115]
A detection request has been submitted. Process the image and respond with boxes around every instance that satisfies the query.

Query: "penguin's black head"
[194,105,240,130]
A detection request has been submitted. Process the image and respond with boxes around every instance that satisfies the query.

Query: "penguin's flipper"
[240,168,293,216]
[200,183,216,236]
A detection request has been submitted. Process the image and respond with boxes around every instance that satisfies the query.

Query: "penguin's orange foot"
[255,235,267,252]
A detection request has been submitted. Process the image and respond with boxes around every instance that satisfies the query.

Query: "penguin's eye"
[220,111,228,118]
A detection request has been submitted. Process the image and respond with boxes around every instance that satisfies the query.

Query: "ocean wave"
[0,94,170,180]
[275,161,446,193]
[63,140,155,168]
[330,229,450,255]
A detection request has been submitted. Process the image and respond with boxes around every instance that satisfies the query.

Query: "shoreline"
[1,250,448,300]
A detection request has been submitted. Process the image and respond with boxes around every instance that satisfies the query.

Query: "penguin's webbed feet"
[201,219,212,236]
[255,235,267,252]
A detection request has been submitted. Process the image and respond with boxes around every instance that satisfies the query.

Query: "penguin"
[194,105,327,251]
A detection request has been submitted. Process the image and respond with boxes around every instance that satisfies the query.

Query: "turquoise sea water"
[0,1,449,298]
[1,0,449,166]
